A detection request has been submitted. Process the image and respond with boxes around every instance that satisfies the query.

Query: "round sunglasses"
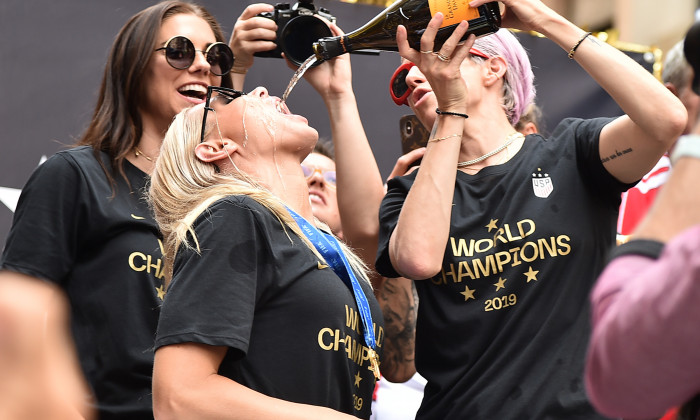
[301,164,337,187]
[155,35,234,76]
[389,47,490,106]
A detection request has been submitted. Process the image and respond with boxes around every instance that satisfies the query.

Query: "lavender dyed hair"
[473,29,536,125]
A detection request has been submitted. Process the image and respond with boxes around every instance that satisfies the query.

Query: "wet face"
[302,153,342,237]
[141,13,222,132]
[208,86,318,160]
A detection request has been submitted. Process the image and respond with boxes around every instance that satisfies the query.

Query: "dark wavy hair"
[76,1,233,188]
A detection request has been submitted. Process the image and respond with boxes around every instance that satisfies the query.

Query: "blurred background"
[0,0,698,244]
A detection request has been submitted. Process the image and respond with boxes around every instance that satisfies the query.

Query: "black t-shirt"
[155,196,384,419]
[376,118,631,420]
[1,146,163,420]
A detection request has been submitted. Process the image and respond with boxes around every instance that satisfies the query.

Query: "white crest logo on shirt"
[532,169,553,198]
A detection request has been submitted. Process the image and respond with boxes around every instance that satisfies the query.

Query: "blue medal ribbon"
[286,207,377,351]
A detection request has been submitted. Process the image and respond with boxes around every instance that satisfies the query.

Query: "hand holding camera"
[229,3,278,75]
[254,0,336,66]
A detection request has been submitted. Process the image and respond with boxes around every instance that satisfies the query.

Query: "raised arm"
[228,3,277,90]
[470,0,686,184]
[387,17,473,280]
[303,23,385,271]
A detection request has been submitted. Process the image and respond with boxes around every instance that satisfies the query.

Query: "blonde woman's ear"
[195,140,237,163]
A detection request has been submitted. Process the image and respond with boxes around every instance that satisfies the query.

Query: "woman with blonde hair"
[148,85,383,419]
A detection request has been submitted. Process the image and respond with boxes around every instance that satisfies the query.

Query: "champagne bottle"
[313,0,501,62]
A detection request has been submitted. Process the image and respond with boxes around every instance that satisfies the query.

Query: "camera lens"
[404,120,413,135]
[280,15,332,66]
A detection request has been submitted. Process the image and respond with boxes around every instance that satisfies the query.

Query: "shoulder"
[35,146,109,179]
[192,195,278,234]
[205,195,270,219]
[548,117,615,142]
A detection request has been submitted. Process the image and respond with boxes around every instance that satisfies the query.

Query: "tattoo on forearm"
[601,147,633,164]
[378,277,418,379]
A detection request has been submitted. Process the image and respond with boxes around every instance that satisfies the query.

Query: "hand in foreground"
[292,20,354,101]
[396,13,472,113]
[229,3,278,74]
[388,148,425,181]
[469,0,558,33]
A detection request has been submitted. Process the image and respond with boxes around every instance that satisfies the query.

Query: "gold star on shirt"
[485,219,499,232]
[460,286,476,301]
[156,285,166,300]
[523,266,539,283]
[493,277,507,291]
[317,261,329,270]
[354,371,363,387]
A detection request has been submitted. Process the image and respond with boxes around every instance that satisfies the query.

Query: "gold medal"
[368,349,380,380]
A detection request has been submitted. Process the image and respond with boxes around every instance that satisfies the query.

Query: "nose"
[307,168,325,186]
[189,49,212,75]
[405,66,426,91]
[249,86,269,98]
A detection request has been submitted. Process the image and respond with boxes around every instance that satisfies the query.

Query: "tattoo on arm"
[378,277,418,381]
[601,147,633,164]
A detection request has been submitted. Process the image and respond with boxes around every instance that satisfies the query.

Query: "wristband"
[606,239,664,264]
[435,108,468,119]
[568,32,592,59]
[670,134,700,165]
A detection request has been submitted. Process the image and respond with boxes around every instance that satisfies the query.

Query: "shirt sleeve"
[375,174,414,279]
[154,198,265,354]
[585,225,700,419]
[1,153,86,284]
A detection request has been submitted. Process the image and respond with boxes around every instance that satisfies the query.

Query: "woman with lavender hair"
[374,0,686,418]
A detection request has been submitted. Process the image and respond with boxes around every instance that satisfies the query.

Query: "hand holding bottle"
[469,0,560,35]
[396,13,472,114]
[299,21,354,103]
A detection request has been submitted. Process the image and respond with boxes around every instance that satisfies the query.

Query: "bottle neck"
[313,35,350,61]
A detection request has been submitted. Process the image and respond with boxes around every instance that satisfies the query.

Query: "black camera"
[254,1,336,66]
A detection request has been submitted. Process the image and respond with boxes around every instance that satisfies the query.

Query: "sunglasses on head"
[389,47,490,106]
[200,86,246,143]
[155,35,234,76]
[301,164,337,188]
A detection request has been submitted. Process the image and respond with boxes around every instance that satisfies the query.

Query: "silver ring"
[436,53,450,62]
[420,50,433,54]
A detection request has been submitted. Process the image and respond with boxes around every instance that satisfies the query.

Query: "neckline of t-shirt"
[123,155,148,177]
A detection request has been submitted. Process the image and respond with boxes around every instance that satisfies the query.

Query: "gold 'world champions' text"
[433,218,571,285]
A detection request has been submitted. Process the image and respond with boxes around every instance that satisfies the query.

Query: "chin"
[411,104,436,131]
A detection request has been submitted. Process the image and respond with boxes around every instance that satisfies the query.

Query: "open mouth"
[309,191,325,205]
[178,84,207,100]
[411,88,430,106]
[275,98,292,115]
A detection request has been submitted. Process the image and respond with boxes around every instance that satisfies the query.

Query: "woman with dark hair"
[0,1,259,418]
